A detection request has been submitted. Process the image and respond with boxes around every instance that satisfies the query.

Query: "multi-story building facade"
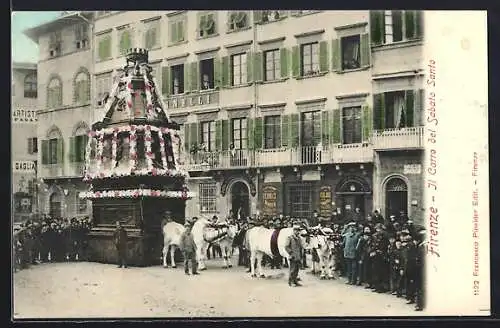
[28,10,425,224]
[24,11,94,219]
[12,62,39,222]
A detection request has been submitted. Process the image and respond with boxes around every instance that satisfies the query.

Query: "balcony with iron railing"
[372,126,425,151]
[40,164,64,178]
[184,149,254,171]
[67,162,86,177]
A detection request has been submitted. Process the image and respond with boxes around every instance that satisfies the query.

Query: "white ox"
[162,221,185,268]
[245,226,309,278]
[308,228,337,280]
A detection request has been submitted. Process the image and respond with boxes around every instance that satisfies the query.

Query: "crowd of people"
[13,216,93,271]
[233,208,426,311]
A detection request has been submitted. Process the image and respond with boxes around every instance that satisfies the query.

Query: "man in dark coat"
[414,230,426,311]
[355,227,371,286]
[342,222,360,285]
[179,222,199,275]
[285,224,304,287]
[369,224,389,292]
[113,221,128,268]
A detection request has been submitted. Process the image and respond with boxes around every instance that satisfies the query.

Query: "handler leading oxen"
[244,222,309,279]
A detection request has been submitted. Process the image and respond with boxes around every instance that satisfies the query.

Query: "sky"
[11,11,62,63]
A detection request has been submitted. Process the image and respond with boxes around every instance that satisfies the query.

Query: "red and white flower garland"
[96,131,105,177]
[111,128,118,170]
[125,75,133,113]
[144,125,154,171]
[171,132,180,166]
[129,125,137,172]
[151,75,171,121]
[158,128,168,169]
[79,188,195,200]
[142,71,155,120]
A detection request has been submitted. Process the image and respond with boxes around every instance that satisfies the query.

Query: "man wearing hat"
[414,229,426,311]
[179,222,199,275]
[342,222,360,284]
[113,221,128,268]
[285,224,304,287]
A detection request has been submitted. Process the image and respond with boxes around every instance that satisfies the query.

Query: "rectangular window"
[97,33,112,61]
[288,184,313,219]
[384,91,407,129]
[201,121,216,151]
[300,42,319,76]
[200,58,215,90]
[75,135,87,162]
[228,11,249,31]
[232,118,247,150]
[144,19,160,49]
[74,24,89,50]
[231,53,247,86]
[342,106,362,144]
[383,10,422,44]
[49,32,62,57]
[301,110,321,146]
[96,73,112,106]
[199,182,217,213]
[169,15,186,44]
[264,49,280,81]
[341,35,361,70]
[260,10,287,23]
[118,28,133,56]
[48,138,58,164]
[27,137,38,154]
[170,64,185,94]
[264,115,281,149]
[198,12,217,38]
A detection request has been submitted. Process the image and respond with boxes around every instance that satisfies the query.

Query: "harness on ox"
[202,224,229,244]
[270,229,281,258]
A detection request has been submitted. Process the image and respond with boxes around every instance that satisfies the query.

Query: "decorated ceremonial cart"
[80,48,194,266]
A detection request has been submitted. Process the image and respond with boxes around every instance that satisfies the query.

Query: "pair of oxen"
[162,218,340,280]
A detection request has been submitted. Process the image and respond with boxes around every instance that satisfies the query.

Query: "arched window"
[74,70,90,104]
[24,73,37,98]
[47,76,62,108]
[385,177,408,218]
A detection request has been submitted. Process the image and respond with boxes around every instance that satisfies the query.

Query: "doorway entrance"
[231,181,250,220]
[335,177,371,219]
[49,192,62,218]
[385,177,408,218]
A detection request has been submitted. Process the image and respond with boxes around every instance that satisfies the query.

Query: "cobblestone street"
[13,258,420,318]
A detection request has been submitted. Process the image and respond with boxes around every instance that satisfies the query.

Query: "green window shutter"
[321,111,330,145]
[57,138,64,164]
[253,52,263,82]
[221,56,229,87]
[81,135,89,162]
[161,66,170,95]
[170,22,178,43]
[190,123,199,148]
[184,123,191,152]
[98,37,109,61]
[246,52,253,83]
[291,46,300,78]
[69,137,76,162]
[221,120,229,150]
[370,11,385,45]
[253,11,263,24]
[332,109,341,143]
[254,117,263,149]
[247,118,254,150]
[215,120,223,150]
[319,41,329,73]
[120,30,131,55]
[183,64,190,93]
[42,140,49,165]
[414,89,424,126]
[229,119,235,147]
[190,62,199,92]
[280,48,289,78]
[405,90,415,127]
[373,93,386,130]
[331,39,341,72]
[281,114,289,147]
[360,33,370,67]
[415,11,423,38]
[214,57,222,88]
[362,105,372,142]
[177,20,185,42]
[290,113,299,147]
[405,11,416,40]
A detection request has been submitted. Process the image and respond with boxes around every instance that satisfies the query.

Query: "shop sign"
[12,109,37,124]
[319,186,332,217]
[262,185,278,216]
[403,164,422,174]
[13,161,36,173]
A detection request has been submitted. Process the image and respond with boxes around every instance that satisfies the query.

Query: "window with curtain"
[341,35,361,70]
[201,121,216,151]
[74,71,90,103]
[264,49,280,81]
[385,91,406,129]
[300,42,319,76]
[301,111,321,146]
[24,73,37,98]
[342,106,362,144]
[47,77,62,108]
[264,115,281,149]
[232,118,247,150]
